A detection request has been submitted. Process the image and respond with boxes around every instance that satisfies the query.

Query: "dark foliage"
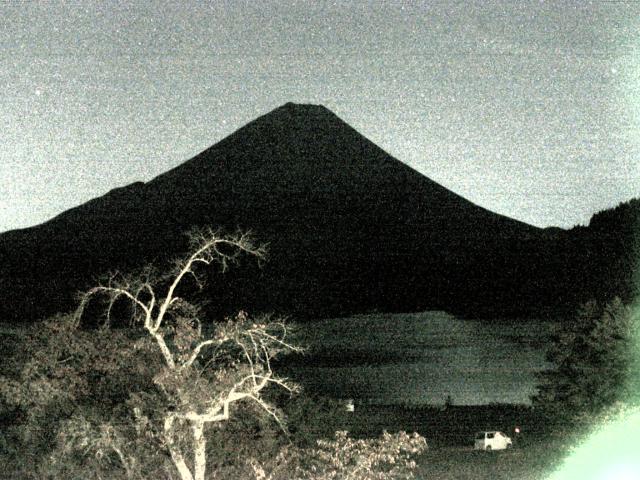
[566,198,640,307]
[533,298,636,419]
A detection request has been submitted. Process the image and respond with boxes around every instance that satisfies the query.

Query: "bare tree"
[76,228,301,480]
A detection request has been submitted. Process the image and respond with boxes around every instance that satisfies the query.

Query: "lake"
[286,311,556,406]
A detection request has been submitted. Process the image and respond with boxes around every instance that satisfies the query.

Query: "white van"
[474,431,512,451]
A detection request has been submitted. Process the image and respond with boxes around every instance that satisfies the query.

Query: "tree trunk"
[165,415,195,480]
[170,451,195,480]
[193,420,207,480]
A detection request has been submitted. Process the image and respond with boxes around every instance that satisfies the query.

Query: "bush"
[250,430,427,480]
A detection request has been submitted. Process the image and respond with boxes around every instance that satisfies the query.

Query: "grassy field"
[414,443,568,480]
[335,404,574,480]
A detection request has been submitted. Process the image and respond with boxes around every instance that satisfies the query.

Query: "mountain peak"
[278,101,330,112]
[0,103,560,323]
[266,102,339,123]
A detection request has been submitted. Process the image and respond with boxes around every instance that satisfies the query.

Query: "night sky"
[2,1,638,232]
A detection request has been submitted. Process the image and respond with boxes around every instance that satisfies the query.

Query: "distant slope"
[559,198,640,307]
[0,103,632,323]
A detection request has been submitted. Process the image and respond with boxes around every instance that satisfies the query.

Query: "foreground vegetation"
[0,326,634,479]
[0,371,610,480]
[1,227,636,478]
[0,229,427,479]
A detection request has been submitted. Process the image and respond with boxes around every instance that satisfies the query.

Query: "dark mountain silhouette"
[557,198,640,307]
[0,103,636,323]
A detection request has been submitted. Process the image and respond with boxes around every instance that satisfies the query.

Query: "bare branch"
[77,285,151,324]
[181,336,228,369]
[154,229,265,332]
[66,227,298,480]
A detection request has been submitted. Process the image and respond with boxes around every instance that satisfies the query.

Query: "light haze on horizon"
[1,1,639,232]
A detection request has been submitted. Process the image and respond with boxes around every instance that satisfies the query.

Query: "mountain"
[558,198,640,307]
[0,103,630,323]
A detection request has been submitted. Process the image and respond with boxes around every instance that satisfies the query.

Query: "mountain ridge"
[2,103,541,237]
[1,103,631,323]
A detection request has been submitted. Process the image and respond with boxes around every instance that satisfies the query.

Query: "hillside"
[0,103,632,323]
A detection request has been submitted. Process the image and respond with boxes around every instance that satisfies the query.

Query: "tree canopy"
[533,297,637,419]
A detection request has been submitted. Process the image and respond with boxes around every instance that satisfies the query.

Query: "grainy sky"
[1,0,638,232]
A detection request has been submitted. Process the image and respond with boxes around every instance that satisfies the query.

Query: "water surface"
[287,311,555,405]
